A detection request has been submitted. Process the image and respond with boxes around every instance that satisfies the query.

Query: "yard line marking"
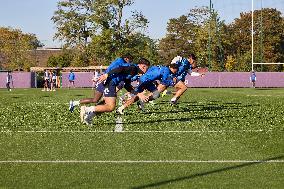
[0,130,276,133]
[0,160,283,163]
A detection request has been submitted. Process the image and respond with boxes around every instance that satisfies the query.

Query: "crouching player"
[81,58,151,125]
[116,64,179,115]
[169,54,204,105]
[69,53,134,112]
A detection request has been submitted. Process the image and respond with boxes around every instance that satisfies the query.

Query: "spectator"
[68,70,76,89]
[42,69,50,91]
[50,70,57,91]
[6,71,13,91]
[92,70,100,90]
[250,71,256,88]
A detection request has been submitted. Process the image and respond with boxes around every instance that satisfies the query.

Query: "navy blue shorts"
[96,82,117,97]
[135,81,157,94]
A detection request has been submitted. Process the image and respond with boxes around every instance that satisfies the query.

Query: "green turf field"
[0,88,283,188]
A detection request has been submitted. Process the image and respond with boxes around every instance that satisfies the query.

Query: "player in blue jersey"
[69,53,133,112]
[169,54,204,105]
[250,71,256,88]
[116,64,179,114]
[68,70,76,89]
[81,58,150,125]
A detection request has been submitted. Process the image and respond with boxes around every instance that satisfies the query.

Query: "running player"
[169,54,204,105]
[81,58,150,125]
[69,53,133,112]
[116,64,179,114]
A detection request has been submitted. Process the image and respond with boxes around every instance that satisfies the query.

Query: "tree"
[159,15,196,64]
[47,50,73,67]
[0,27,40,71]
[52,0,95,47]
[159,6,228,71]
[53,0,151,66]
[228,8,284,72]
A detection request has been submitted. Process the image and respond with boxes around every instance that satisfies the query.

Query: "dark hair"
[122,53,133,61]
[138,58,151,66]
[188,53,197,60]
[169,63,179,70]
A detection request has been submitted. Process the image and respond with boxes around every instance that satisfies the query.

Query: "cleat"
[170,100,177,105]
[69,100,75,112]
[116,106,124,115]
[137,101,145,111]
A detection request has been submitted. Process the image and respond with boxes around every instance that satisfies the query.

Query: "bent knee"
[106,104,116,112]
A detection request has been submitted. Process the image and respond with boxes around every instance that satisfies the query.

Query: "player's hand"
[98,74,108,83]
[137,93,149,102]
[172,77,177,84]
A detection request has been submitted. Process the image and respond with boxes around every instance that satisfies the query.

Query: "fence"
[0,72,36,88]
[0,72,283,88]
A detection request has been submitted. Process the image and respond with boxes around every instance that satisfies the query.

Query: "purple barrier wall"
[185,72,284,88]
[61,72,284,88]
[62,72,93,88]
[1,72,283,88]
[0,72,36,88]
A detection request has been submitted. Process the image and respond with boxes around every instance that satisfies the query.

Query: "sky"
[0,0,283,47]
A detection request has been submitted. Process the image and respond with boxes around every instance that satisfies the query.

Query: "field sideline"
[0,88,283,188]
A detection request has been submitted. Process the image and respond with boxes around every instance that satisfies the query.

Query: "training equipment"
[137,101,145,111]
[114,116,123,132]
[80,106,86,123]
[116,106,124,115]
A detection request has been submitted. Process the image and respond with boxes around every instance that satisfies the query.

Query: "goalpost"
[251,0,284,71]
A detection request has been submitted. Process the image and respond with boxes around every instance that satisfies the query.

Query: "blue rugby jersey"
[172,57,192,81]
[134,65,174,93]
[105,64,140,86]
[105,58,130,74]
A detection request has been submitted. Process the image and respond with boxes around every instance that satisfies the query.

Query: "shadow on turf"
[124,103,256,116]
[104,115,234,125]
[131,155,284,189]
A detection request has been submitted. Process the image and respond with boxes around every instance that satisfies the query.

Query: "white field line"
[0,129,275,133]
[0,160,283,164]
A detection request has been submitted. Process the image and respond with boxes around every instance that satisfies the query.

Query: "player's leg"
[170,80,187,104]
[6,82,10,91]
[81,83,117,125]
[50,80,54,91]
[69,83,104,112]
[117,83,161,114]
[72,81,75,88]
[253,80,256,88]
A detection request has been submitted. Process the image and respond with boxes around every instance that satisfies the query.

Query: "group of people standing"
[42,70,59,91]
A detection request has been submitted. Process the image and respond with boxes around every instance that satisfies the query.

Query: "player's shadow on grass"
[11,96,20,99]
[137,103,256,115]
[131,155,284,189]
[125,115,233,125]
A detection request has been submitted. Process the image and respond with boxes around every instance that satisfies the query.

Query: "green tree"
[47,50,74,67]
[228,8,284,72]
[53,0,152,66]
[0,27,40,71]
[159,6,228,71]
[52,0,94,47]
